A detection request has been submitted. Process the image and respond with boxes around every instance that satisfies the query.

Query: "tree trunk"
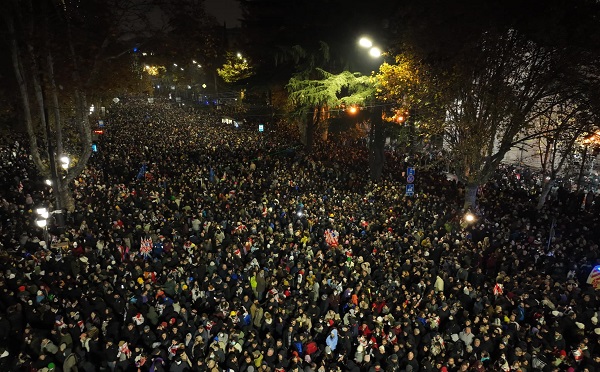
[463,183,479,209]
[369,107,385,182]
[321,125,328,141]
[305,115,314,152]
[576,146,588,192]
[536,178,555,210]
[47,51,64,158]
[6,13,46,173]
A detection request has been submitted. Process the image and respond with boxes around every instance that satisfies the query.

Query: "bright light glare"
[36,219,47,228]
[465,213,475,222]
[192,60,197,64]
[359,37,373,48]
[348,106,358,114]
[237,52,242,59]
[297,211,303,217]
[173,63,178,67]
[45,179,52,186]
[60,156,70,165]
[369,47,382,58]
[36,207,48,216]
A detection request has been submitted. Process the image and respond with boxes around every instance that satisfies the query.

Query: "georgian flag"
[140,238,153,258]
[493,283,504,296]
[324,229,339,247]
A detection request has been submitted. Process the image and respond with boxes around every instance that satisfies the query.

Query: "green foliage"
[286,68,374,115]
[217,52,255,83]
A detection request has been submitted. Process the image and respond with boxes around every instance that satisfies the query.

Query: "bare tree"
[441,29,589,208]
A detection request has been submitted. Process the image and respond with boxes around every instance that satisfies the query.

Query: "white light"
[145,65,150,69]
[36,207,48,216]
[45,179,52,186]
[173,63,178,67]
[192,60,197,64]
[157,85,160,89]
[181,68,184,71]
[369,47,382,58]
[297,211,303,217]
[465,213,475,222]
[142,52,147,56]
[60,156,70,165]
[187,85,191,89]
[359,37,373,48]
[202,84,207,89]
[197,64,202,68]
[89,105,95,113]
[36,219,47,228]
[237,52,242,59]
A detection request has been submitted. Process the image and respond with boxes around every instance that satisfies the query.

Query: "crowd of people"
[0,99,599,372]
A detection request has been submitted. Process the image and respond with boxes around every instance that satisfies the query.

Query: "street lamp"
[60,155,70,170]
[35,207,49,248]
[358,36,382,59]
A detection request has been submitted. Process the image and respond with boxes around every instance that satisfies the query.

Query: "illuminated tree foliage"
[217,52,255,83]
[286,68,373,151]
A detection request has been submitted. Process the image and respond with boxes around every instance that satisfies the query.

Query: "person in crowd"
[0,98,599,372]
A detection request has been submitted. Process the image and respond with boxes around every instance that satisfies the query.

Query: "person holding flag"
[140,237,152,259]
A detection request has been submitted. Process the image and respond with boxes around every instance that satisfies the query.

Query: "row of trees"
[2,0,224,215]
[250,0,600,209]
[3,0,600,212]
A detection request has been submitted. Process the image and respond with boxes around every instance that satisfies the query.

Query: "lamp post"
[36,207,49,248]
[358,36,386,181]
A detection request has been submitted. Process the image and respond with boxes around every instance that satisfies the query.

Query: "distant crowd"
[0,99,599,372]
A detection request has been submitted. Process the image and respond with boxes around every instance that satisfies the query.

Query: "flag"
[234,223,247,234]
[587,266,600,289]
[493,283,504,296]
[324,229,339,248]
[140,238,153,259]
[137,163,147,179]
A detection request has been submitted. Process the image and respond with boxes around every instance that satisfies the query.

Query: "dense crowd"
[0,99,599,372]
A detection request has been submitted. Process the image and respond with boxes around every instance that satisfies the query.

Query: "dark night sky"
[205,0,242,28]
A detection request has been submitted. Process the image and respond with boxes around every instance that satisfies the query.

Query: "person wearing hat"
[140,325,157,352]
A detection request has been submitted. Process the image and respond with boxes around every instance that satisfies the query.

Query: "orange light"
[93,130,104,135]
[348,106,358,114]
[397,116,405,123]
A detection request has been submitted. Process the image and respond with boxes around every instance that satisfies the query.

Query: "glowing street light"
[358,37,373,48]
[465,212,476,223]
[369,47,382,58]
[36,219,47,228]
[36,207,48,217]
[348,106,358,114]
[358,36,382,58]
[60,155,70,170]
